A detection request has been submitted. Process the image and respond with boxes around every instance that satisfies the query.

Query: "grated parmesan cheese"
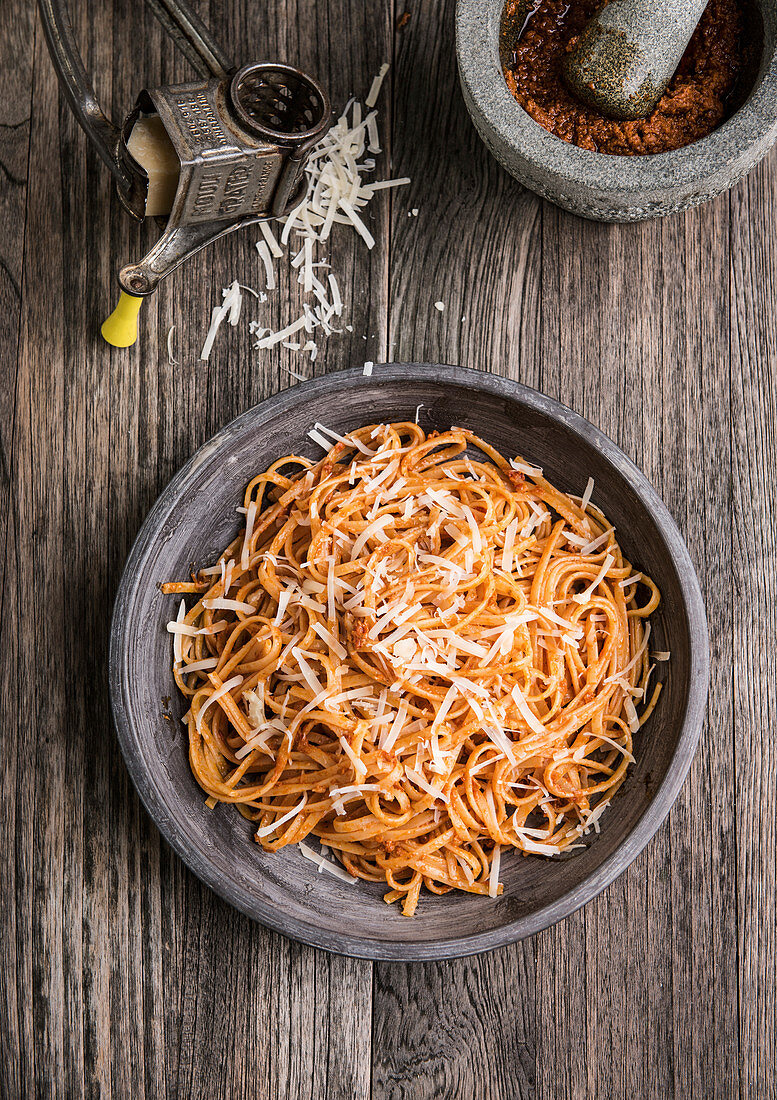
[365,62,390,108]
[381,699,408,751]
[291,646,325,697]
[195,674,243,733]
[172,599,186,664]
[202,597,255,614]
[501,517,518,573]
[605,623,652,684]
[167,325,179,366]
[194,67,408,364]
[255,793,308,838]
[468,753,505,776]
[258,219,284,258]
[483,723,518,766]
[488,845,501,897]
[580,477,595,511]
[579,527,614,556]
[199,281,242,360]
[511,684,547,736]
[313,621,347,659]
[510,458,543,477]
[182,656,218,674]
[573,554,615,604]
[405,766,449,803]
[623,695,641,734]
[299,841,358,884]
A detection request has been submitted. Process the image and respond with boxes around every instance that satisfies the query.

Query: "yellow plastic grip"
[101,291,144,347]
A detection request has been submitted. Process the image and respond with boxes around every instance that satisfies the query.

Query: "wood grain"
[730,156,777,1100]
[2,0,775,1095]
[0,2,35,1095]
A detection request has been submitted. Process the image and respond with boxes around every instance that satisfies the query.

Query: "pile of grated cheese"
[198,63,409,368]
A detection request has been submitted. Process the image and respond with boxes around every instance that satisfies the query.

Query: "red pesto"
[501,0,762,155]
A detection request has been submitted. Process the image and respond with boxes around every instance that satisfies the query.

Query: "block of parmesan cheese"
[126,115,180,217]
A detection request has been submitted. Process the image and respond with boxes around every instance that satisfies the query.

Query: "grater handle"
[37,0,232,192]
[143,0,232,81]
[37,0,131,190]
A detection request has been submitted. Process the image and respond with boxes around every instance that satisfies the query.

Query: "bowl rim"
[455,0,777,193]
[109,363,710,960]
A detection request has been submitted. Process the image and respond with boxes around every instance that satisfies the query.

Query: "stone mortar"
[456,0,777,222]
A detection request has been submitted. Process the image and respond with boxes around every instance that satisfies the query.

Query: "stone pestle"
[563,0,709,120]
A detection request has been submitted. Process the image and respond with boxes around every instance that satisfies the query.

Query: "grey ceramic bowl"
[456,0,777,221]
[109,364,709,959]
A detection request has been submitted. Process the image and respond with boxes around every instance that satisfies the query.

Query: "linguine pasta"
[163,422,663,916]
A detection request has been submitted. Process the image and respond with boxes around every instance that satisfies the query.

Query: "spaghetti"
[163,422,663,916]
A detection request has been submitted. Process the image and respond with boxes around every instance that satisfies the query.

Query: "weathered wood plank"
[661,197,740,1100]
[6,13,70,1098]
[730,152,777,1100]
[0,2,35,1097]
[385,0,542,382]
[0,0,33,613]
[373,949,536,1100]
[535,169,743,1100]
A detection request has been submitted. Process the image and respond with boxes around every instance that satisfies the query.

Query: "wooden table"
[2,0,774,1096]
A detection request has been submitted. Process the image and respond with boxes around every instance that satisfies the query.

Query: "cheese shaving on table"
[365,62,390,108]
[199,281,242,360]
[254,316,308,350]
[258,219,284,258]
[256,240,276,290]
[167,325,179,366]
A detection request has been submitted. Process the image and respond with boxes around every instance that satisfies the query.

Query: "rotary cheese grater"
[38,0,331,345]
